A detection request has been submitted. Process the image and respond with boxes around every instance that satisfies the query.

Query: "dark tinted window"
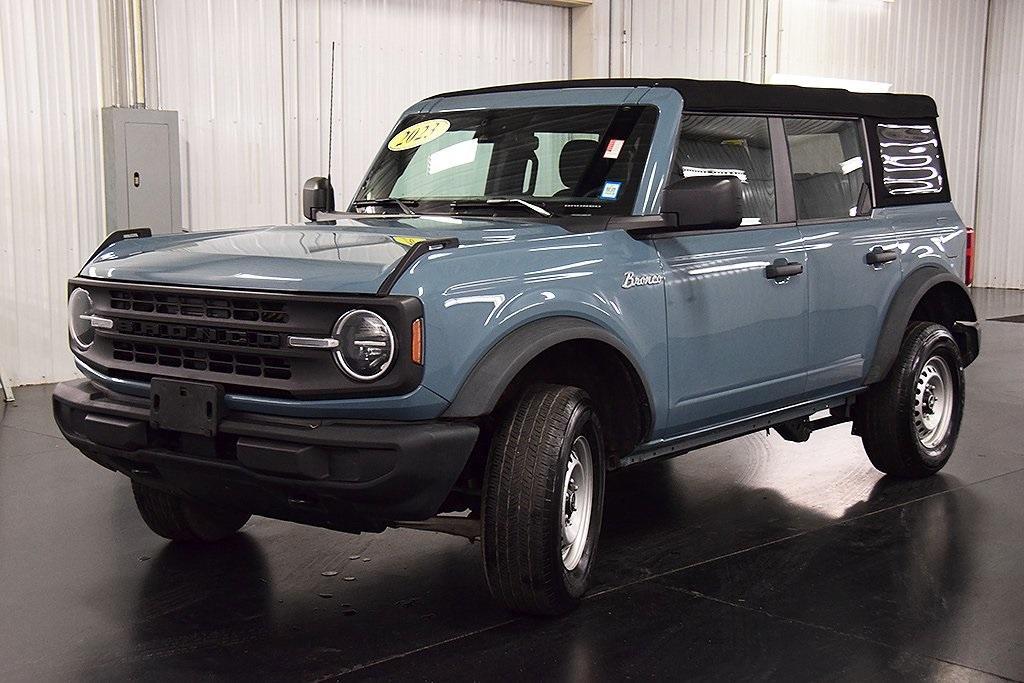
[874,122,946,199]
[675,115,775,226]
[784,118,868,221]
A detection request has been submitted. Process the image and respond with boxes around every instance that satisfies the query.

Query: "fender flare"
[865,266,978,384]
[442,316,654,427]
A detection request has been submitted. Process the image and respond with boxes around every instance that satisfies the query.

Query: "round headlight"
[68,288,95,350]
[332,310,395,381]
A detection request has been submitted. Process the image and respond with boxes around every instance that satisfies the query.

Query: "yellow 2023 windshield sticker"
[388,119,451,151]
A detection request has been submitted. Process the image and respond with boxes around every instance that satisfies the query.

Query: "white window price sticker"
[604,139,624,159]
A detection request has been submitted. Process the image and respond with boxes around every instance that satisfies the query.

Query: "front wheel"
[855,321,965,478]
[482,384,605,615]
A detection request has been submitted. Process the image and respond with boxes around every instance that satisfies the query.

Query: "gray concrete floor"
[1,288,1022,681]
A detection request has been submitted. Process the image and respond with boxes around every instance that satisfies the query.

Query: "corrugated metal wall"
[150,0,288,231]
[2,0,568,387]
[627,0,989,228]
[975,0,1024,289]
[4,0,1024,387]
[771,0,989,233]
[626,0,758,81]
[0,1,106,388]
[626,0,1024,288]
[152,0,570,231]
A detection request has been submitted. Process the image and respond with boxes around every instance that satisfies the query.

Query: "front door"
[657,114,808,435]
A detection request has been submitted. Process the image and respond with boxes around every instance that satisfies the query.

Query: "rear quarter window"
[867,119,951,206]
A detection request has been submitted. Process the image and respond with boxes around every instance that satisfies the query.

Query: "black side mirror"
[302,177,335,221]
[661,175,743,230]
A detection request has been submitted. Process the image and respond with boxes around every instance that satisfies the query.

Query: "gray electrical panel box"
[102,107,182,234]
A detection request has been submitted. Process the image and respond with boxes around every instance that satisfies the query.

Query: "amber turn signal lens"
[411,318,424,365]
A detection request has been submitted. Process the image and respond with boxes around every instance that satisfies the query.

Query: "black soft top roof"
[431,78,938,120]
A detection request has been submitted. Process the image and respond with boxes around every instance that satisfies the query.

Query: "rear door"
[657,114,808,435]
[782,118,902,394]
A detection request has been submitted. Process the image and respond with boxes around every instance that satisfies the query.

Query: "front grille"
[72,278,423,399]
[112,340,292,380]
[110,289,289,324]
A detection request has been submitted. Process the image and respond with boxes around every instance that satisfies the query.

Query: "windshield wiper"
[352,198,419,215]
[450,198,554,218]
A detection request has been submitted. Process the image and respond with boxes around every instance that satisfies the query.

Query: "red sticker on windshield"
[604,139,624,159]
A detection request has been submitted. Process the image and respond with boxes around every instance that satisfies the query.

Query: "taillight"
[965,227,975,286]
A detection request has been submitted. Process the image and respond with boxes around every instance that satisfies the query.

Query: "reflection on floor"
[1,288,1022,681]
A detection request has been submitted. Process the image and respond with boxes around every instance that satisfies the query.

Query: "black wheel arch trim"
[865,266,978,384]
[442,316,655,437]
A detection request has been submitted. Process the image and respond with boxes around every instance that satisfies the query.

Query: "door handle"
[865,246,899,265]
[765,259,803,280]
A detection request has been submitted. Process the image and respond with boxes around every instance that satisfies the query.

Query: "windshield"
[355,105,658,217]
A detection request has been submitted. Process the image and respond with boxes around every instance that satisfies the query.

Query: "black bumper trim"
[52,379,480,532]
[953,320,981,367]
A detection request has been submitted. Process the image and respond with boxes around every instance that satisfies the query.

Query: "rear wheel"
[132,481,251,542]
[482,384,605,615]
[855,322,965,478]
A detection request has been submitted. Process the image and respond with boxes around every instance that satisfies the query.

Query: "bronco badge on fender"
[621,271,664,288]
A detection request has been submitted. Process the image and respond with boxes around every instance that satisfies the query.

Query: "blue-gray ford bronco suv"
[55,79,980,615]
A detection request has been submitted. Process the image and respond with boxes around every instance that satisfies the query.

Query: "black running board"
[618,389,863,468]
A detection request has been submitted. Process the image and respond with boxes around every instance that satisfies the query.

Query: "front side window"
[784,118,869,220]
[675,115,776,226]
[356,106,658,217]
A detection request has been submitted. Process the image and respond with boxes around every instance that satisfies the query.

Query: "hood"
[79,216,569,294]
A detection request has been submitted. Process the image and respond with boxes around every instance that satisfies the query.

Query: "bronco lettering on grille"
[114,319,281,349]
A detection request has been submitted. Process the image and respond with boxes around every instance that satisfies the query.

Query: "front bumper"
[53,379,480,532]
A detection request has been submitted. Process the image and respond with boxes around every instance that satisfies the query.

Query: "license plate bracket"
[150,378,223,437]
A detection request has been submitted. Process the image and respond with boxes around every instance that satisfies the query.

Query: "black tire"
[855,321,965,478]
[482,384,606,615]
[132,480,251,542]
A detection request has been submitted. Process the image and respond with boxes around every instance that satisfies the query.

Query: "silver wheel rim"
[561,435,594,571]
[914,355,954,450]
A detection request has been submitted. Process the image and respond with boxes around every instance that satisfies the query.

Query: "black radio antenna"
[300,41,339,220]
[326,40,337,192]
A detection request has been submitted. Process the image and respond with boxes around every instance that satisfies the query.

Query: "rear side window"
[870,121,948,204]
[784,118,869,221]
[675,115,775,226]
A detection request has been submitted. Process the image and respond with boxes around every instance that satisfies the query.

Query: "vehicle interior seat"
[794,171,856,219]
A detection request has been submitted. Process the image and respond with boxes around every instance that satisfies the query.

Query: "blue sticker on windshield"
[600,181,622,200]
